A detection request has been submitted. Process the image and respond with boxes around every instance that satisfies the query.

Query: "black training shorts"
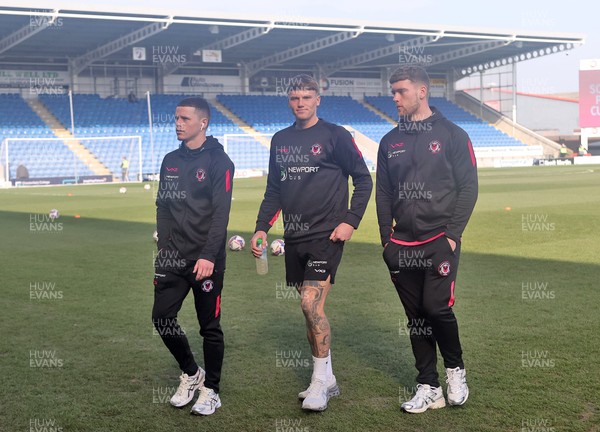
[284,237,344,287]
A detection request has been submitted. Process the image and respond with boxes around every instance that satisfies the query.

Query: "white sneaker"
[191,386,221,416]
[169,368,205,408]
[298,376,339,400]
[401,384,446,414]
[301,378,340,411]
[446,367,469,406]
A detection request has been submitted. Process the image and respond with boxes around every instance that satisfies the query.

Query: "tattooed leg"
[299,278,331,357]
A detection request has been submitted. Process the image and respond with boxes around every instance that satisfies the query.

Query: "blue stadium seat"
[365,96,526,148]
[2,92,529,180]
[0,94,97,179]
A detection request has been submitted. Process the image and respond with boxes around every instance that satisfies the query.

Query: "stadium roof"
[0,4,586,80]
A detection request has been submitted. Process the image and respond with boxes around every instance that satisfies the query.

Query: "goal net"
[0,135,142,186]
[222,133,273,173]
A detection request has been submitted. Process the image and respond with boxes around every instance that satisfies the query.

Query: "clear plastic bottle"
[255,238,268,275]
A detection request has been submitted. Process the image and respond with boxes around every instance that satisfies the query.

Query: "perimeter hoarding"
[579,59,600,128]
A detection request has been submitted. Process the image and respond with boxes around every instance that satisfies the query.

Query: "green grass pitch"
[1,165,599,431]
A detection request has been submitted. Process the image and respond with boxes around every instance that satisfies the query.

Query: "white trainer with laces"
[298,376,339,400]
[446,367,469,406]
[401,384,446,414]
[301,378,340,411]
[191,386,221,416]
[170,368,205,408]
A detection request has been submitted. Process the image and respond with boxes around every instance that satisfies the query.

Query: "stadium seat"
[1,92,529,181]
[365,96,526,148]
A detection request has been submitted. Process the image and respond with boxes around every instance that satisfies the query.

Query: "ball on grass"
[228,235,245,251]
[270,239,285,256]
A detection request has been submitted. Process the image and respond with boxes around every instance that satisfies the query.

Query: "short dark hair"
[287,74,320,95]
[177,97,211,125]
[389,65,430,90]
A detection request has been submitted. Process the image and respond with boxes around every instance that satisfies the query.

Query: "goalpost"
[0,135,142,186]
[222,133,273,174]
[221,131,376,173]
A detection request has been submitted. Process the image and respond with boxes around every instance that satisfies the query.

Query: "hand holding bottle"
[251,231,268,275]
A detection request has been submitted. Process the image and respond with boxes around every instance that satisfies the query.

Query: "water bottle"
[255,238,268,275]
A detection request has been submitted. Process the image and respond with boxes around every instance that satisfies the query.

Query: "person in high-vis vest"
[120,156,130,181]
[559,144,568,159]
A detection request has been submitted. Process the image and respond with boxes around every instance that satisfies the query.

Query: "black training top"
[156,136,234,270]
[376,107,478,247]
[255,118,373,243]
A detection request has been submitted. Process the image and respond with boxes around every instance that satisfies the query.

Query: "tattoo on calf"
[300,280,331,356]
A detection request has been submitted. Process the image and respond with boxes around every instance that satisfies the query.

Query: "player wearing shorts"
[152,97,234,416]
[251,74,372,411]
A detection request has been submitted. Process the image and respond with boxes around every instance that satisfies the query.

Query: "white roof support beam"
[456,41,579,76]
[161,25,273,76]
[0,10,59,55]
[0,8,585,46]
[427,40,509,68]
[321,34,441,76]
[71,21,167,75]
[204,25,272,51]
[246,30,360,77]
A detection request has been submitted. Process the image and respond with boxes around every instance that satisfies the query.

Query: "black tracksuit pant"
[383,235,464,387]
[152,252,224,393]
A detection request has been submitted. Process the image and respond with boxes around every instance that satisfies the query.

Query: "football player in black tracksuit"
[250,74,373,411]
[152,97,234,416]
[376,66,478,414]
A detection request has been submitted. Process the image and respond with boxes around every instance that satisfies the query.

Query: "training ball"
[119,187,127,194]
[152,230,159,243]
[48,209,60,220]
[228,235,245,251]
[504,206,512,211]
[144,184,151,190]
[270,239,285,256]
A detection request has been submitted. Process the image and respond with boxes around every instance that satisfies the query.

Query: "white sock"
[312,350,332,382]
